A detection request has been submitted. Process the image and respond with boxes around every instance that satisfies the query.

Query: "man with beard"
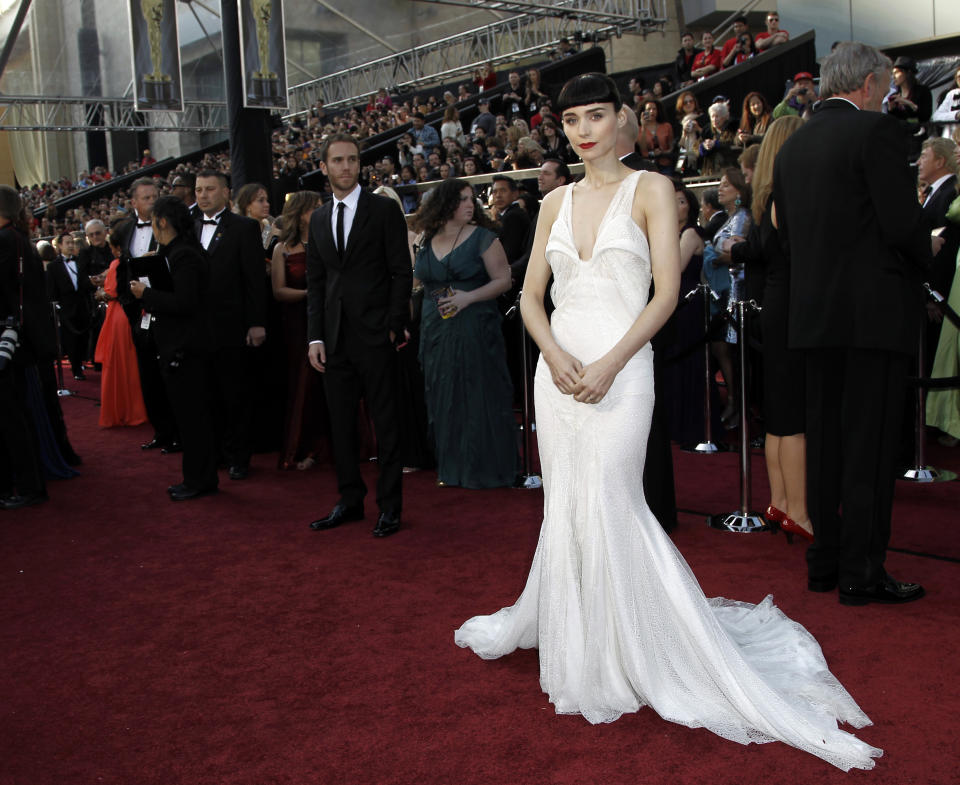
[305,133,411,537]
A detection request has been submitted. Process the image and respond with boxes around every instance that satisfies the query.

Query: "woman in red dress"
[94,232,147,427]
[270,190,332,470]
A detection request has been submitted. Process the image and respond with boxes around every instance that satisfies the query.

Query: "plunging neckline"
[567,173,637,262]
[430,224,477,263]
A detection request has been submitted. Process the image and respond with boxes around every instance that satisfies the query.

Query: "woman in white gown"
[454,73,882,772]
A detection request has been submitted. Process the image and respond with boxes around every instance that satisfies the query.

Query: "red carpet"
[1,376,959,785]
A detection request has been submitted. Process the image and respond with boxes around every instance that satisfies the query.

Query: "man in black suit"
[114,177,179,453]
[773,42,936,606]
[306,133,411,538]
[194,170,266,481]
[79,219,112,365]
[616,104,656,173]
[46,231,93,380]
[918,138,959,361]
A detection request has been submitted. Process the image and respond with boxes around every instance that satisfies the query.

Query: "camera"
[0,317,19,373]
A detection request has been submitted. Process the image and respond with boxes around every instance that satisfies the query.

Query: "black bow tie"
[202,219,218,225]
[136,221,151,228]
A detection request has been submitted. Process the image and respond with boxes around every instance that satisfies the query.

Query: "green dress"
[415,226,518,487]
[926,193,960,439]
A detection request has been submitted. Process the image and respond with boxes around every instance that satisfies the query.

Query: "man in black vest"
[193,170,266,481]
[305,133,411,537]
[774,42,936,606]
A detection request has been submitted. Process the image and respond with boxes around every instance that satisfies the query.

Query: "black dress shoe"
[141,437,164,450]
[372,512,401,538]
[808,576,838,593]
[309,503,364,531]
[228,465,249,480]
[0,492,48,510]
[73,372,86,381]
[839,574,925,606]
[169,484,218,501]
[161,441,182,455]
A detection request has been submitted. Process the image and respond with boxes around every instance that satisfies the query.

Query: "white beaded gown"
[454,171,882,772]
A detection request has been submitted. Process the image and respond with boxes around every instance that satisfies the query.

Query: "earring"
[735,196,741,207]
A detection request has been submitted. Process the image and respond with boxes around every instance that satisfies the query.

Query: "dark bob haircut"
[556,72,622,114]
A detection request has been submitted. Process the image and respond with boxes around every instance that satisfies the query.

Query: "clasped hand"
[438,288,473,318]
[546,348,617,405]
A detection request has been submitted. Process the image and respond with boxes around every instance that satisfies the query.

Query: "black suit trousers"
[643,344,677,532]
[161,352,218,491]
[211,346,255,467]
[132,321,177,444]
[804,347,909,588]
[323,332,402,515]
[0,364,45,496]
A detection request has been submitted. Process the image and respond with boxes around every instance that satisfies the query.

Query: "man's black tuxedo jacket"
[922,174,959,297]
[497,202,531,265]
[620,152,657,172]
[305,189,412,354]
[773,99,931,356]
[77,243,113,276]
[45,255,93,331]
[195,211,265,349]
[140,237,211,363]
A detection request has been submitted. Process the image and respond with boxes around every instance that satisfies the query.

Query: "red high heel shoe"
[780,516,815,544]
[765,505,795,544]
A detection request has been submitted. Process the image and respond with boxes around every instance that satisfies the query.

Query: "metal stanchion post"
[506,290,542,490]
[708,298,766,532]
[51,301,72,398]
[685,282,720,454]
[901,309,956,483]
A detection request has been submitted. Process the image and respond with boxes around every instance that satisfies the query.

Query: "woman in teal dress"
[413,179,519,487]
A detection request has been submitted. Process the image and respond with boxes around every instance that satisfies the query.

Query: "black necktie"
[136,221,151,228]
[336,202,346,256]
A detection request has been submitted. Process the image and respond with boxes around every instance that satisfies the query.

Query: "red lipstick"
[579,142,596,149]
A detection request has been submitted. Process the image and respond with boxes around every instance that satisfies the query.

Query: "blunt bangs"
[557,72,622,114]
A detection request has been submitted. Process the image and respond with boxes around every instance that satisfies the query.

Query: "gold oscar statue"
[141,0,171,83]
[251,0,276,79]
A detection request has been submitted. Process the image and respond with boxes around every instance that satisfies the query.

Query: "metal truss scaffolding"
[0,96,228,133]
[285,0,668,116]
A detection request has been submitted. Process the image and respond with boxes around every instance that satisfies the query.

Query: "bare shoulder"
[632,171,675,229]
[538,184,567,221]
[633,170,675,204]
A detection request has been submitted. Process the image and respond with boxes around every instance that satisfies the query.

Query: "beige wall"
[0,133,16,187]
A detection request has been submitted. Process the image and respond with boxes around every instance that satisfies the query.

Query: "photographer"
[395,133,423,169]
[720,16,749,68]
[0,185,55,509]
[773,72,818,120]
[723,32,756,69]
[638,100,675,174]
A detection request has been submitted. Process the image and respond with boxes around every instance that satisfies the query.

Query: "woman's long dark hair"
[153,196,200,247]
[673,180,701,231]
[278,190,320,247]
[413,178,497,238]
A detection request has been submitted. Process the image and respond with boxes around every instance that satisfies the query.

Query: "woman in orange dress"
[94,231,147,427]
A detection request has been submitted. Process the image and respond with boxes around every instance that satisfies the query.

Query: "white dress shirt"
[330,184,361,252]
[130,213,154,258]
[923,174,953,209]
[308,185,362,347]
[64,258,78,289]
[200,208,227,250]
